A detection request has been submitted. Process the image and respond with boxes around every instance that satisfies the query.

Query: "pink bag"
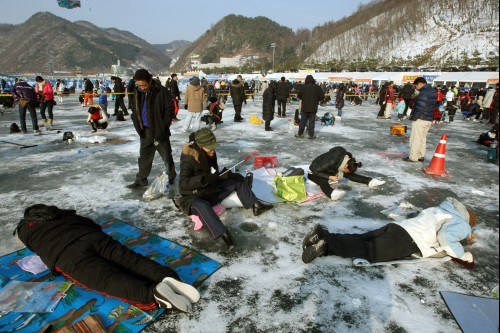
[190,205,226,231]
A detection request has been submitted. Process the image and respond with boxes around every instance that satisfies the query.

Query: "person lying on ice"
[308,146,385,201]
[15,204,199,313]
[174,128,273,250]
[301,197,476,264]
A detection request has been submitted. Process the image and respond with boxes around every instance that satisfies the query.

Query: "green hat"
[195,128,218,150]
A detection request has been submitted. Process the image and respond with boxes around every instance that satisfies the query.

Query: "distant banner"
[487,78,499,84]
[328,77,353,82]
[354,78,371,84]
[298,70,315,74]
[423,75,439,82]
[403,75,420,83]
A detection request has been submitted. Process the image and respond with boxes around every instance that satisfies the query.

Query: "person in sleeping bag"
[308,146,385,201]
[301,198,476,265]
[15,204,199,313]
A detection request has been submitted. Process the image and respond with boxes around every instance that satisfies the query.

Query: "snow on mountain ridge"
[307,0,499,65]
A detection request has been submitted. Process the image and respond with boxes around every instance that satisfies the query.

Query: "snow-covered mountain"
[306,0,499,66]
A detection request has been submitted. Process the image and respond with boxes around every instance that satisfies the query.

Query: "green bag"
[274,175,307,202]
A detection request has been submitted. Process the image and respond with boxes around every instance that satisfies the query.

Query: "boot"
[221,231,236,251]
[253,200,273,216]
[46,119,53,130]
[40,119,46,127]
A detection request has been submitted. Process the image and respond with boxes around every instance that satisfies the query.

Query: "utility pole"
[271,43,277,72]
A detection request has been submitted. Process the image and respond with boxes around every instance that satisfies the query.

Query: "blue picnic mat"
[0,217,222,333]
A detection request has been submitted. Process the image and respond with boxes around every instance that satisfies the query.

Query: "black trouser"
[277,98,287,116]
[114,95,128,115]
[40,100,54,120]
[344,173,372,185]
[326,224,420,263]
[377,103,386,117]
[90,120,108,131]
[403,98,412,116]
[234,104,243,120]
[190,178,257,239]
[265,120,271,129]
[135,128,175,185]
[19,103,39,131]
[55,232,179,308]
[298,112,316,137]
[308,173,334,197]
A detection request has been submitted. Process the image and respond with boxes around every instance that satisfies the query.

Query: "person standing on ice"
[174,128,273,251]
[110,76,129,117]
[308,146,385,201]
[262,81,277,131]
[127,69,177,188]
[35,76,56,130]
[183,76,206,133]
[295,75,324,139]
[276,77,290,118]
[230,78,245,122]
[12,78,41,134]
[301,198,476,265]
[403,77,436,162]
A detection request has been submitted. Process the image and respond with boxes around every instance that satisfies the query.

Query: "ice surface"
[0,95,498,332]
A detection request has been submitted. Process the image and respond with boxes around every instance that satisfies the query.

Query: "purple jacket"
[12,81,37,106]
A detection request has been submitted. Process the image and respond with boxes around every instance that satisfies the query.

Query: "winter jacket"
[394,198,473,261]
[386,85,395,103]
[185,83,206,113]
[262,84,276,122]
[230,81,245,106]
[177,143,222,215]
[276,81,290,100]
[98,94,108,106]
[87,107,108,124]
[309,146,352,179]
[378,85,387,106]
[445,90,455,102]
[491,89,499,112]
[298,76,324,114]
[16,205,102,271]
[410,84,437,121]
[12,80,37,106]
[36,81,54,101]
[131,80,174,141]
[111,77,125,94]
[401,84,415,99]
[482,88,495,109]
[335,89,345,109]
[396,100,406,114]
[84,80,94,93]
[169,79,180,100]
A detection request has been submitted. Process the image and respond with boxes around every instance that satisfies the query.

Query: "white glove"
[459,252,474,263]
[368,179,385,187]
[330,189,346,201]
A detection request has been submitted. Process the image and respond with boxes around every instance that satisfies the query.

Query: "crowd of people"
[5,68,497,314]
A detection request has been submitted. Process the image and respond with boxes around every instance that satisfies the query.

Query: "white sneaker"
[162,277,200,303]
[330,189,346,201]
[33,130,42,135]
[154,283,192,313]
[368,179,386,187]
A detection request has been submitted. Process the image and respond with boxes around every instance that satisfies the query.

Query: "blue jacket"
[98,94,107,106]
[410,84,436,121]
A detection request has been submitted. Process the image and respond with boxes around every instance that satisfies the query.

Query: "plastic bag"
[274,174,307,202]
[249,114,263,125]
[143,172,169,201]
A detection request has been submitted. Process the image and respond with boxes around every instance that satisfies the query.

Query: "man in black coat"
[128,69,177,188]
[401,82,415,117]
[262,81,277,131]
[15,204,200,312]
[111,76,129,116]
[230,79,245,122]
[296,75,324,139]
[276,77,290,118]
[176,129,272,250]
[11,79,40,134]
[169,73,181,121]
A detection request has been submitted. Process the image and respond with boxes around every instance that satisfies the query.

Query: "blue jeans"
[19,103,39,131]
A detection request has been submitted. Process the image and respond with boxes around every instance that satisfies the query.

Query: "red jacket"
[36,81,54,101]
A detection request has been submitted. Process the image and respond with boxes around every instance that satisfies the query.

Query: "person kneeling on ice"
[174,128,273,250]
[301,197,476,264]
[87,106,108,133]
[15,204,199,313]
[308,146,385,201]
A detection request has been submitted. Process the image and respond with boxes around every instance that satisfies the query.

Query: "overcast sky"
[0,0,369,44]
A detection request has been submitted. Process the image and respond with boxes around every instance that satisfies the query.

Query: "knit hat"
[195,128,218,150]
[190,76,200,86]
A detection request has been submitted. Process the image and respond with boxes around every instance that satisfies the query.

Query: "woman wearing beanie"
[175,128,273,250]
[183,77,206,133]
[308,146,385,201]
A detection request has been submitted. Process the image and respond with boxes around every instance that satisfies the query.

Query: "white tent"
[433,72,498,87]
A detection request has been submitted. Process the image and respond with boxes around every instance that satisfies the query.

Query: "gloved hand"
[184,104,188,110]
[218,169,231,180]
[205,173,220,184]
[368,179,385,187]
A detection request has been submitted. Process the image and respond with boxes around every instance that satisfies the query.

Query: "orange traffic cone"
[423,134,449,177]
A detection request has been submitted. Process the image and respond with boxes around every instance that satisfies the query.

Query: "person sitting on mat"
[308,146,385,201]
[301,197,476,264]
[15,204,199,313]
[174,128,273,250]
